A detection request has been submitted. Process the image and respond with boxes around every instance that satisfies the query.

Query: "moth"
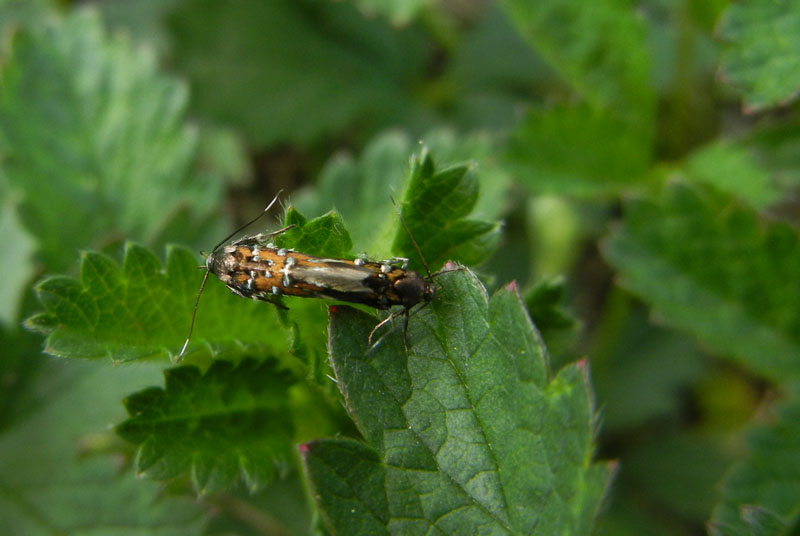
[178,194,436,359]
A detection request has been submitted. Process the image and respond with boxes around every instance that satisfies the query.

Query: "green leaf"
[592,299,707,431]
[523,277,579,356]
[26,243,287,361]
[294,131,501,269]
[500,0,655,195]
[350,0,430,25]
[710,388,800,535]
[0,359,207,534]
[718,0,800,111]
[446,5,551,133]
[292,130,412,256]
[302,269,612,534]
[419,129,513,222]
[499,0,653,118]
[603,183,800,381]
[116,359,295,494]
[393,149,500,272]
[684,141,780,209]
[0,9,219,271]
[506,104,651,195]
[167,0,426,146]
[0,197,35,325]
[276,208,354,259]
[95,0,184,55]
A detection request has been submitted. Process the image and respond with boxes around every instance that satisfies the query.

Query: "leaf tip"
[442,260,459,271]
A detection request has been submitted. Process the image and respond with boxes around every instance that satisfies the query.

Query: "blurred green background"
[2,0,800,534]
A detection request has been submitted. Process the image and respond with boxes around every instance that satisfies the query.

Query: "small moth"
[178,194,436,359]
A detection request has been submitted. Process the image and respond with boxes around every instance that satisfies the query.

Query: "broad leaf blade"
[0,359,207,534]
[393,149,500,272]
[116,359,295,494]
[499,0,652,118]
[718,0,800,111]
[500,0,655,195]
[303,269,611,534]
[168,1,425,146]
[603,183,800,381]
[507,104,652,195]
[26,243,287,361]
[710,387,800,535]
[0,9,219,271]
[684,141,780,209]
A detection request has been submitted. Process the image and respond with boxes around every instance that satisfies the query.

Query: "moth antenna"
[177,191,284,361]
[177,270,210,361]
[210,190,284,254]
[390,195,433,281]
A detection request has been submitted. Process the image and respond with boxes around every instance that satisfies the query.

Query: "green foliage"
[718,0,800,111]
[293,130,500,267]
[0,359,206,535]
[351,0,431,25]
[711,386,800,535]
[393,148,500,272]
[167,0,427,146]
[501,0,655,194]
[523,277,579,355]
[506,104,653,195]
[116,359,295,494]
[303,269,611,534]
[0,196,35,325]
[25,244,287,362]
[603,183,800,382]
[277,208,353,259]
[6,0,800,534]
[0,9,222,272]
[684,141,780,209]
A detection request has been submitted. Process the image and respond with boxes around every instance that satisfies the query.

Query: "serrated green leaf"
[302,269,611,534]
[116,359,295,494]
[277,208,353,259]
[718,0,800,111]
[710,388,800,535]
[168,0,426,146]
[294,131,500,268]
[26,243,288,361]
[685,141,780,209]
[0,359,207,535]
[603,183,800,381]
[293,130,413,256]
[393,149,500,271]
[419,129,513,222]
[0,8,220,271]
